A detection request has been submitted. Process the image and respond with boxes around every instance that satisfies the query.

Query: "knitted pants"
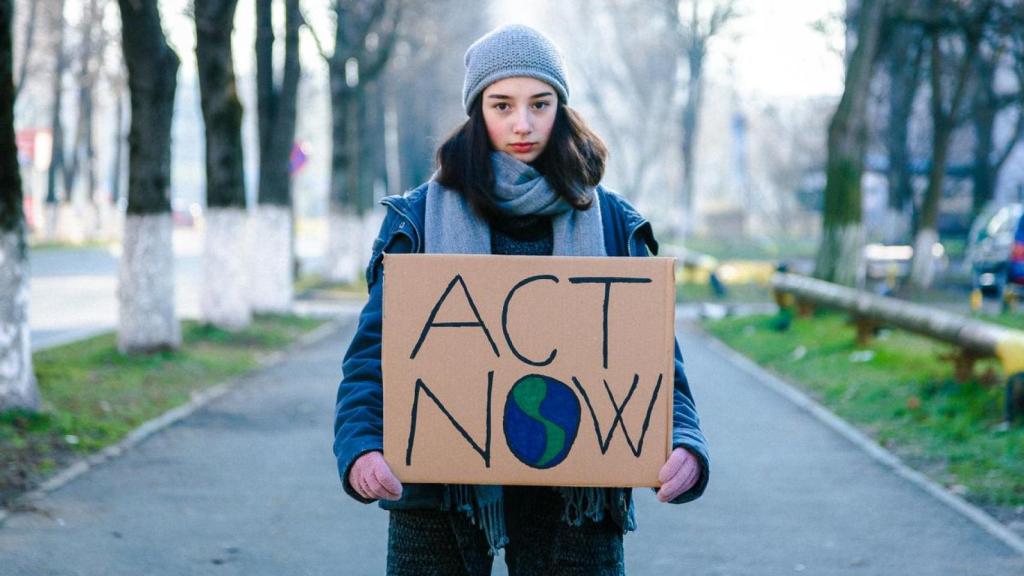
[386,486,625,576]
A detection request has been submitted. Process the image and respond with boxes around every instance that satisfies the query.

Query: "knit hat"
[461,24,570,115]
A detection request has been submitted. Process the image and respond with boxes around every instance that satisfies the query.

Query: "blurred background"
[4,2,1024,570]
[9,0,1024,298]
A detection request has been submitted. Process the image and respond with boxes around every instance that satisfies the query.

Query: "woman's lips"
[510,143,535,152]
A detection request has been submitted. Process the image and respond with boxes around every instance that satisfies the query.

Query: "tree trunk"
[679,36,705,239]
[116,0,181,353]
[884,24,922,242]
[971,77,995,217]
[44,0,66,237]
[909,27,979,289]
[813,0,886,286]
[12,0,38,98]
[62,0,99,214]
[325,67,361,282]
[196,0,250,329]
[323,0,401,282]
[0,0,39,411]
[252,0,300,313]
[110,89,125,206]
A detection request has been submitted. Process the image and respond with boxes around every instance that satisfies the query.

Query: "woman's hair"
[434,95,608,222]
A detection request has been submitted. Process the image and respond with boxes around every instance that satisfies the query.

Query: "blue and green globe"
[503,374,581,469]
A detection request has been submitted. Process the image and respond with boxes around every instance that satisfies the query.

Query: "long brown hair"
[435,94,608,222]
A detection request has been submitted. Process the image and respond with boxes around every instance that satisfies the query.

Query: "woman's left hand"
[656,447,701,503]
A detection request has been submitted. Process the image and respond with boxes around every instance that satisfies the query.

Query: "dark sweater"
[489,214,553,256]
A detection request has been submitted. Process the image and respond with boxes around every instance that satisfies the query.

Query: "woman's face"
[481,76,557,164]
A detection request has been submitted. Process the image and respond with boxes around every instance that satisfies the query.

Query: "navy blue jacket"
[333,182,710,510]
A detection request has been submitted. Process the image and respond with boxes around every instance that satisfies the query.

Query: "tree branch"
[13,0,39,99]
[359,0,401,82]
[298,4,331,62]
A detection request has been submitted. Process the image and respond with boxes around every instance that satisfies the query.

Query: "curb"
[0,316,347,528]
[697,327,1024,557]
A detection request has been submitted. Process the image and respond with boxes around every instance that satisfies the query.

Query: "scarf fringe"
[450,484,509,556]
[556,487,607,526]
[447,485,630,555]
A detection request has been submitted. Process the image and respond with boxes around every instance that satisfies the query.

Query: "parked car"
[965,202,1024,295]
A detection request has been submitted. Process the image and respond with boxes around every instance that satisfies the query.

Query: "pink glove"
[349,451,403,501]
[656,447,701,502]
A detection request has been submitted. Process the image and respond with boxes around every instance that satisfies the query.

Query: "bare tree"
[379,0,487,192]
[251,0,301,312]
[12,0,38,98]
[813,0,887,286]
[62,0,105,234]
[0,0,39,411]
[662,0,738,238]
[908,1,991,288]
[196,0,250,329]
[969,15,1023,217]
[883,22,925,237]
[115,0,181,352]
[44,0,67,235]
[555,0,678,208]
[308,0,401,282]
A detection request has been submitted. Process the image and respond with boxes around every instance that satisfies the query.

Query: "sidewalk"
[1,312,1022,574]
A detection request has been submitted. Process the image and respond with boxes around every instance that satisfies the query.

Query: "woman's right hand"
[349,451,403,501]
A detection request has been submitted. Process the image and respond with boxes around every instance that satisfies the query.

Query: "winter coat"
[332,182,710,518]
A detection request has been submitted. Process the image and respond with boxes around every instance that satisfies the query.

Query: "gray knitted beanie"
[462,24,569,115]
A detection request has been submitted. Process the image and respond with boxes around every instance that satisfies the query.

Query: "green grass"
[295,274,368,299]
[975,312,1024,332]
[0,314,325,506]
[704,312,1024,508]
[29,239,117,252]
[676,281,772,304]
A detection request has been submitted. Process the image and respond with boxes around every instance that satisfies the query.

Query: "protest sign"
[382,253,675,487]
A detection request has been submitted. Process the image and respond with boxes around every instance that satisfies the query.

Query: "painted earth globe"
[503,374,581,469]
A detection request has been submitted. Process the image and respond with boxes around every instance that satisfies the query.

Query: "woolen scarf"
[424,151,613,554]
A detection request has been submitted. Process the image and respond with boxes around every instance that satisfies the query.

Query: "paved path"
[2,313,1023,575]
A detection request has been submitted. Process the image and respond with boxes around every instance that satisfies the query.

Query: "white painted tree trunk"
[814,222,866,288]
[324,210,382,284]
[202,207,252,329]
[324,210,359,284]
[0,232,39,411]
[910,227,939,289]
[248,205,293,313]
[117,213,181,353]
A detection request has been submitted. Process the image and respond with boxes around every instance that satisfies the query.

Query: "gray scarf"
[424,151,611,554]
[425,150,606,256]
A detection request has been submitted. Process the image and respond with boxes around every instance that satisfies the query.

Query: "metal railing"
[772,272,1024,422]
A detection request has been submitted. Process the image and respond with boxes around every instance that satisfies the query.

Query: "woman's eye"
[495,103,510,111]
[533,101,549,110]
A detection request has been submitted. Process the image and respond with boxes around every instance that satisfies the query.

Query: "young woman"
[333,24,710,576]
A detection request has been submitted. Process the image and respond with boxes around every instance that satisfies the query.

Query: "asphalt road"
[1,313,1023,575]
[28,231,202,351]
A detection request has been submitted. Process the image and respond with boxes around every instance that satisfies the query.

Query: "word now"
[405,371,664,470]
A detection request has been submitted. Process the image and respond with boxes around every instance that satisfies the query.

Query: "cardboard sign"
[382,254,675,487]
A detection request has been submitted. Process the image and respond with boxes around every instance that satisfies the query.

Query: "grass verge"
[0,314,326,508]
[295,275,367,300]
[703,311,1024,523]
[676,281,772,304]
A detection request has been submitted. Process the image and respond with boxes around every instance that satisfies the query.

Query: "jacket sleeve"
[333,211,413,503]
[632,222,710,504]
[668,338,710,503]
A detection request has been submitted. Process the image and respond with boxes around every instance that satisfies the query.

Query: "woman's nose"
[513,111,532,134]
